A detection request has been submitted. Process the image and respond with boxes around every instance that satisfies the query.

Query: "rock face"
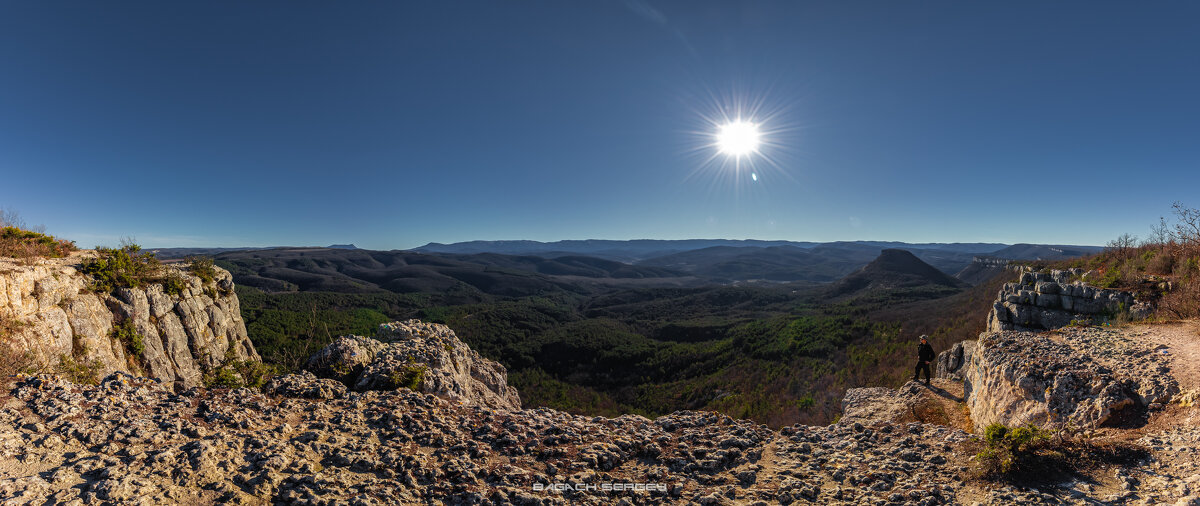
[959,328,1178,430]
[305,320,521,411]
[935,340,976,381]
[986,269,1148,332]
[0,252,259,388]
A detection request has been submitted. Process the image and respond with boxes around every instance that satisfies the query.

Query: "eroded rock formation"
[0,252,259,388]
[939,327,1178,431]
[987,269,1149,332]
[305,320,522,411]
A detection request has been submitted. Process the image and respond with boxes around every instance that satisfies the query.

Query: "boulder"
[305,320,521,411]
[985,270,1144,333]
[935,340,976,381]
[961,331,1159,430]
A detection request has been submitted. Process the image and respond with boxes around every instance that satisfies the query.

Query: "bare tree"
[0,207,26,229]
[1147,216,1170,247]
[1172,201,1200,246]
[1106,233,1138,260]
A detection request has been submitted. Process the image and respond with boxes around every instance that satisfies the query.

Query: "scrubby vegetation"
[0,209,77,262]
[203,346,279,389]
[387,362,427,391]
[81,242,206,297]
[971,423,1149,485]
[81,243,168,293]
[0,211,73,261]
[57,352,103,385]
[0,227,77,261]
[111,319,145,362]
[187,256,221,298]
[0,312,36,377]
[1049,202,1200,319]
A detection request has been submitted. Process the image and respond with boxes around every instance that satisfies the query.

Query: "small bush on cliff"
[187,256,220,297]
[162,271,187,296]
[0,313,39,377]
[203,346,277,389]
[57,353,103,385]
[82,244,164,293]
[111,319,145,359]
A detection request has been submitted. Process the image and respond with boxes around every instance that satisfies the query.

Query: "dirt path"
[1128,320,1200,392]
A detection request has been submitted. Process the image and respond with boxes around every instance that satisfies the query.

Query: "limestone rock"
[306,320,522,411]
[303,335,386,384]
[0,252,260,389]
[986,269,1142,333]
[961,329,1177,430]
[264,371,346,399]
[935,340,976,381]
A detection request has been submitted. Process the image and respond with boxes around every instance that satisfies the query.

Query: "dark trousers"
[914,361,932,382]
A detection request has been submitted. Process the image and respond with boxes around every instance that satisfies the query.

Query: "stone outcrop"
[305,320,522,411]
[0,252,259,389]
[986,269,1149,332]
[935,340,976,381]
[955,327,1178,430]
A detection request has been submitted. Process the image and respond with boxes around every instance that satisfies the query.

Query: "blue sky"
[2,1,1198,250]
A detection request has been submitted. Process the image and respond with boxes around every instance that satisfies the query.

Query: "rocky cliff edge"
[0,252,259,389]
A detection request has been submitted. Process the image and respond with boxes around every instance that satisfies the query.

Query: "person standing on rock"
[914,335,935,386]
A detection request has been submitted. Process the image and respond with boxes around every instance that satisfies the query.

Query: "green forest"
[231,257,1009,427]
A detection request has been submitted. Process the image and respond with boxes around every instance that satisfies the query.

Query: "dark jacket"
[917,342,935,363]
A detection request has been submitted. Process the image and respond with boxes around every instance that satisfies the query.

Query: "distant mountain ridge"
[156,240,1104,293]
[412,239,1099,263]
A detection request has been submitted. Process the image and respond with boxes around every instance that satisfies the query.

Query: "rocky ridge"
[0,252,259,389]
[987,269,1150,332]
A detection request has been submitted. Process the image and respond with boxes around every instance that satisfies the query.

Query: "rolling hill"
[829,249,969,297]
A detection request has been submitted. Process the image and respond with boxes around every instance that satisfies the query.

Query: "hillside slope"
[829,249,968,297]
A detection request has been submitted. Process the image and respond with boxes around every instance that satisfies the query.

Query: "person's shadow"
[920,381,964,403]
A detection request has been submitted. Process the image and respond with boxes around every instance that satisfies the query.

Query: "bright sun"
[715,120,762,156]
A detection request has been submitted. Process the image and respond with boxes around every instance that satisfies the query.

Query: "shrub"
[111,319,145,359]
[975,423,1049,476]
[971,423,1149,485]
[162,271,187,296]
[81,244,164,293]
[187,256,221,298]
[57,353,103,385]
[204,366,241,388]
[0,313,38,377]
[202,345,278,389]
[388,364,427,391]
[0,226,77,261]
